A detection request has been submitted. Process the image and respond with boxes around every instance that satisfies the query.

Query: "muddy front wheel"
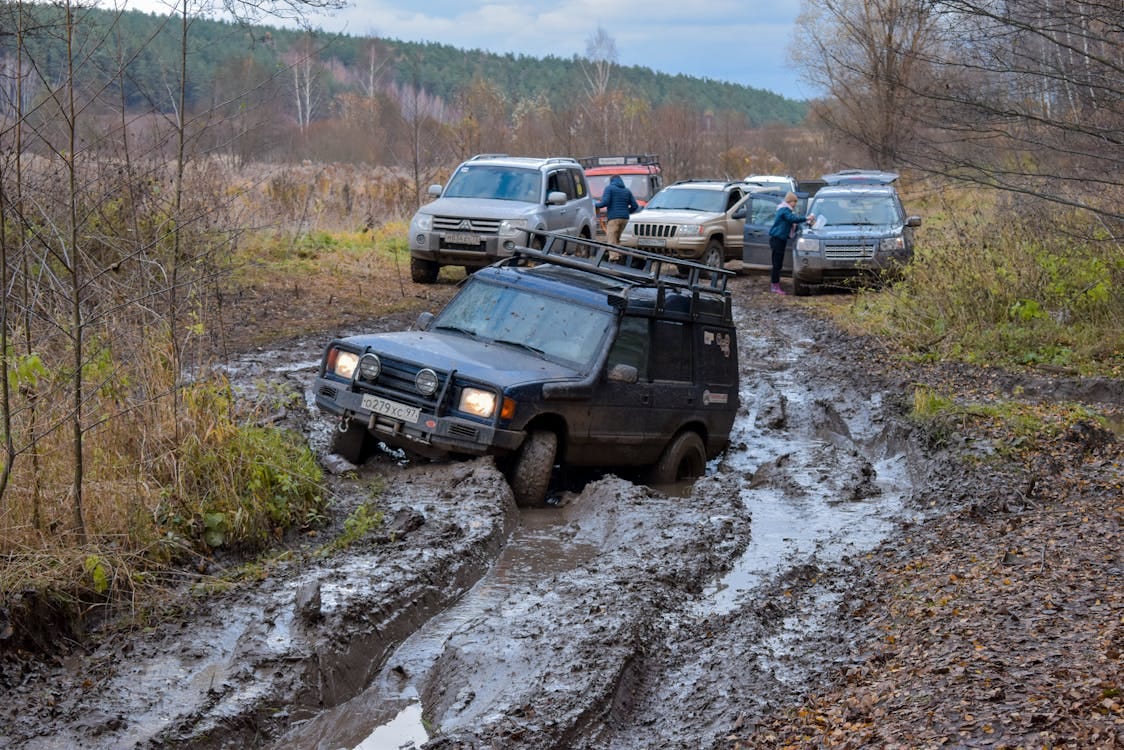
[332,419,375,464]
[701,240,724,270]
[645,430,706,486]
[506,430,557,506]
[410,256,439,284]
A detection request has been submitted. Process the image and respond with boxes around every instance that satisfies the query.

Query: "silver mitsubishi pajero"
[408,154,597,283]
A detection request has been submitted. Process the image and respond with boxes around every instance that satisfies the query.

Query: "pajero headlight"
[459,387,497,418]
[413,213,433,231]
[498,219,528,237]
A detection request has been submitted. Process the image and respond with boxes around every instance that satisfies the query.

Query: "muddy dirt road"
[3,274,1120,750]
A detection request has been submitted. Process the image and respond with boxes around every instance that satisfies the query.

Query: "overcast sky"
[121,0,813,98]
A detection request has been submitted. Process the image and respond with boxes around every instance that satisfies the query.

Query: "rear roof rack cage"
[501,231,733,322]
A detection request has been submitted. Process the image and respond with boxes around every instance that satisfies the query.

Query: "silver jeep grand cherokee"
[408,154,597,283]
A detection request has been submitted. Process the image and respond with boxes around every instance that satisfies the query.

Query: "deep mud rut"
[1,275,1103,749]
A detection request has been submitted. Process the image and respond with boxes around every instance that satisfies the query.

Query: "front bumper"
[793,249,909,283]
[315,376,524,458]
[410,230,522,268]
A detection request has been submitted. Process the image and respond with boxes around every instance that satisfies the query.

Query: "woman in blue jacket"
[768,192,814,295]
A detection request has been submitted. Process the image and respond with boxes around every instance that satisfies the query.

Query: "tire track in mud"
[0,279,934,750]
[569,281,932,750]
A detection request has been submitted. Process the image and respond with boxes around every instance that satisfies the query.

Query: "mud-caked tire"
[331,419,375,465]
[506,430,557,506]
[410,256,439,284]
[701,240,724,270]
[645,430,706,486]
[792,276,811,296]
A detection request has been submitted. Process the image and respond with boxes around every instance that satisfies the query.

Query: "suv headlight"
[327,348,359,379]
[498,219,528,237]
[678,224,702,236]
[880,236,905,252]
[458,387,497,418]
[413,213,433,231]
[795,237,821,254]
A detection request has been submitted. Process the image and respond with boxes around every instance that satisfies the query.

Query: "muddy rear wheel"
[506,430,557,506]
[410,256,439,284]
[332,419,375,464]
[646,430,706,486]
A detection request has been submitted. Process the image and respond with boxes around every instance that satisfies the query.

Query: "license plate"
[361,394,421,423]
[445,232,481,245]
[638,238,666,248]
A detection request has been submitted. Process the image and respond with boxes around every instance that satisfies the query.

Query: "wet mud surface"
[1,275,1119,749]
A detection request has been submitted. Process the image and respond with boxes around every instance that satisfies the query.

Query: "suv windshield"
[443,165,542,202]
[646,187,726,212]
[809,194,902,227]
[435,279,613,367]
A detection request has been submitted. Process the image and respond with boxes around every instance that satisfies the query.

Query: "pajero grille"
[433,216,503,234]
[630,223,678,239]
[824,243,876,261]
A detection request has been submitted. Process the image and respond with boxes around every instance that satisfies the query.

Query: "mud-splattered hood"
[335,330,584,387]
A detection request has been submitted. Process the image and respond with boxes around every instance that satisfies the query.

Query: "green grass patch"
[910,385,1106,456]
[832,187,1123,377]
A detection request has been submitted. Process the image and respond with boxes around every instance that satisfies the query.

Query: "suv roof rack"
[501,231,733,321]
[468,153,509,160]
[821,169,899,185]
[577,154,660,169]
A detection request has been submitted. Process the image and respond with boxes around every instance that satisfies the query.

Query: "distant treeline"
[0,3,806,127]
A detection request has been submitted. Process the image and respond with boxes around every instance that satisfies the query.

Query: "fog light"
[415,368,439,395]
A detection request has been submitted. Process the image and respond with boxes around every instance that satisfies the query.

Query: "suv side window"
[751,195,780,225]
[723,187,745,212]
[650,320,692,382]
[573,168,589,198]
[548,169,578,201]
[607,316,649,380]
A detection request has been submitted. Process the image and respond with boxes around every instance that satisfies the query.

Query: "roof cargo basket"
[577,154,660,169]
[500,231,733,321]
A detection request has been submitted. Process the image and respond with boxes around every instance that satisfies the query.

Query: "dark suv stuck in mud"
[313,234,740,505]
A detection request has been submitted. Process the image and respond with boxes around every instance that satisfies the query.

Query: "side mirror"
[607,363,639,384]
[547,190,567,205]
[415,311,435,331]
[731,205,747,220]
[906,215,922,227]
[427,184,442,197]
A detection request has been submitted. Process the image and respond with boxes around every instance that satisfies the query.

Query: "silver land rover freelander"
[408,154,597,283]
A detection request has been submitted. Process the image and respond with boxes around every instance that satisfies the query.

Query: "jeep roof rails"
[468,153,509,160]
[500,231,733,320]
[577,154,660,169]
